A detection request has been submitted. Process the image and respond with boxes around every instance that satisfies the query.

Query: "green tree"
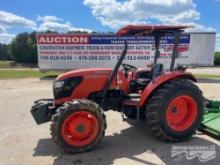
[0,43,10,60]
[214,52,220,65]
[4,30,115,64]
[67,30,89,34]
[42,30,58,34]
[28,31,38,63]
[107,31,114,34]
[10,32,37,63]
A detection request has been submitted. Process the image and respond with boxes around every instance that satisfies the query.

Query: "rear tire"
[146,79,204,142]
[50,99,106,153]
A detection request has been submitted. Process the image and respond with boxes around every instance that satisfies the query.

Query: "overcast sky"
[0,0,219,50]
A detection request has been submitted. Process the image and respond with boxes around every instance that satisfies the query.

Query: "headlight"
[53,77,83,100]
[53,80,64,88]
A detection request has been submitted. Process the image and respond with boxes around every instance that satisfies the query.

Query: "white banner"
[37,34,190,70]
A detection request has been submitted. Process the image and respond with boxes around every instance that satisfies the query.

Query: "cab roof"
[116,25,190,36]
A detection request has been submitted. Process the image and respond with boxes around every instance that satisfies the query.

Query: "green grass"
[194,74,220,79]
[0,67,220,79]
[0,70,59,78]
[0,60,37,68]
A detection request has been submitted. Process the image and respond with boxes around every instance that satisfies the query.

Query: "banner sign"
[37,34,190,70]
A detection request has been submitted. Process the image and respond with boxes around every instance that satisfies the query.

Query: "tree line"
[0,31,220,65]
[0,30,114,64]
[215,52,220,65]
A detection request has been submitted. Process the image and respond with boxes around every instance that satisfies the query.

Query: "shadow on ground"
[33,121,220,165]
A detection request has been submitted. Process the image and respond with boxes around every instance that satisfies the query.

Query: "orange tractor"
[31,25,204,153]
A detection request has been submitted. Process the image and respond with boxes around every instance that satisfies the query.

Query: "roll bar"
[102,25,187,98]
[152,30,182,70]
[102,42,128,98]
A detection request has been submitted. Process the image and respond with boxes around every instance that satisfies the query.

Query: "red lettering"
[37,35,88,44]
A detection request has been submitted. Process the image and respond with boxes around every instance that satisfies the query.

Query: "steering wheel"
[122,63,137,77]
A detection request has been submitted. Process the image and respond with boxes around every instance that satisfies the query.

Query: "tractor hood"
[53,68,124,105]
[56,68,113,81]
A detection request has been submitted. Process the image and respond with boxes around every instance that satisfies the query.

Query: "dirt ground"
[0,78,220,165]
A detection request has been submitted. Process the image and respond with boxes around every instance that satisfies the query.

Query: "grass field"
[0,70,59,78]
[0,69,220,79]
[194,74,220,79]
[0,61,37,69]
[0,61,220,79]
[0,61,59,78]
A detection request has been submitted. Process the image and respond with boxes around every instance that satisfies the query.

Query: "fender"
[139,71,197,107]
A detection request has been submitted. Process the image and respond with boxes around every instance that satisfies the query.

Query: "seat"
[150,63,164,79]
[130,64,164,92]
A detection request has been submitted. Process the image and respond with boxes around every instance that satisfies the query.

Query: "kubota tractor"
[31,25,204,153]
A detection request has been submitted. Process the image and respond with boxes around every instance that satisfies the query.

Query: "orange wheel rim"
[166,95,197,132]
[61,111,99,146]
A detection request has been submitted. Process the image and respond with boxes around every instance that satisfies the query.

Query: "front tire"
[50,99,106,153]
[146,79,204,142]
